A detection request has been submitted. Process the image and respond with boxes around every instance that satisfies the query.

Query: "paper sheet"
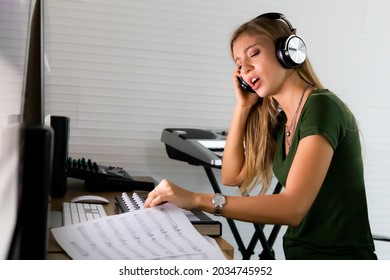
[51,203,226,260]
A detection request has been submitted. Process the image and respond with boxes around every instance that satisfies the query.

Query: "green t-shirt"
[273,89,377,260]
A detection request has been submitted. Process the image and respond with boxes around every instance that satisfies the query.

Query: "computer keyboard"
[62,202,107,226]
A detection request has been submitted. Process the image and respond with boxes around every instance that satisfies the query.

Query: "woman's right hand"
[144,179,198,210]
[232,69,260,108]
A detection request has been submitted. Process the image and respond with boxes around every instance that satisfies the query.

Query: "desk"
[47,177,234,260]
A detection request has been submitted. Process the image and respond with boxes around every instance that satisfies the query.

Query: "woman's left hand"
[143,179,197,210]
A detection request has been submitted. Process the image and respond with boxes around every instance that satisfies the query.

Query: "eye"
[249,50,260,58]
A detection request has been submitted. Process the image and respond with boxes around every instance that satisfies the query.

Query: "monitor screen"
[21,0,44,125]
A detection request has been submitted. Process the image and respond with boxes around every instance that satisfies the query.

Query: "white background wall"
[43,0,390,259]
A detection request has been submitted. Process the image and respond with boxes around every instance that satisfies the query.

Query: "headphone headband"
[256,12,296,34]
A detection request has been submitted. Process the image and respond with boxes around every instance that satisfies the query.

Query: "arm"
[220,104,250,186]
[145,135,333,226]
[221,71,260,186]
[217,135,334,225]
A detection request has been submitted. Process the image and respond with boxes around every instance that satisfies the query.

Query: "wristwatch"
[212,193,226,216]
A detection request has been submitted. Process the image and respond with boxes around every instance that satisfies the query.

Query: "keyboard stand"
[204,166,282,260]
[160,128,282,259]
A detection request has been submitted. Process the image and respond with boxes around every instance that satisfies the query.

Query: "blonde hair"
[230,16,323,195]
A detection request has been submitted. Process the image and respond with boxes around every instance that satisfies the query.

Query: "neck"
[286,84,309,125]
[273,69,308,110]
[284,83,311,150]
[273,77,311,119]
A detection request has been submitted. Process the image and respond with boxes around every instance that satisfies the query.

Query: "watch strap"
[213,205,223,216]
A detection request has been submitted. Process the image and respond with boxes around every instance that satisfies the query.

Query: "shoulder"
[300,89,357,149]
[304,89,352,120]
[307,89,344,109]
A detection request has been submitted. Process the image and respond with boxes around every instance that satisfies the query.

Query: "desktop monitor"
[0,0,53,259]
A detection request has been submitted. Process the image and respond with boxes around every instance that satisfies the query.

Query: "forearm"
[221,104,251,185]
[195,192,300,226]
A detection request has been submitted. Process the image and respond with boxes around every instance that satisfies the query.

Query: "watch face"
[213,194,226,206]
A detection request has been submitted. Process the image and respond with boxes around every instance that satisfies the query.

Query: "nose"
[241,58,253,74]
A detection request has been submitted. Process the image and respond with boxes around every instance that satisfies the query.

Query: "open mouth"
[251,77,260,88]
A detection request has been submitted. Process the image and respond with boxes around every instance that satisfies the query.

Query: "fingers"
[143,179,194,210]
[232,69,241,85]
[144,179,169,208]
[144,188,159,208]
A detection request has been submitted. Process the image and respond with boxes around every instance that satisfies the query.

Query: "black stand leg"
[203,166,251,259]
[203,166,282,260]
[257,182,283,259]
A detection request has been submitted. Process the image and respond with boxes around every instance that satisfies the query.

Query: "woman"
[144,13,377,260]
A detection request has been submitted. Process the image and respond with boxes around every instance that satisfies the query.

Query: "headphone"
[256,13,307,68]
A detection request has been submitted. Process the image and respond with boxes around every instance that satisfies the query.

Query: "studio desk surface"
[47,177,234,260]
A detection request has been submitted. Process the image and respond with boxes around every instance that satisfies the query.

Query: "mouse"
[70,195,109,204]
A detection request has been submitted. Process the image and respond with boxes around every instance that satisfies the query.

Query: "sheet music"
[51,203,226,260]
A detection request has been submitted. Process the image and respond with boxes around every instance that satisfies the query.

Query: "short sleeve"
[299,91,347,150]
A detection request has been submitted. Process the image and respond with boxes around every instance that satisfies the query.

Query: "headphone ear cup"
[275,37,290,68]
[275,35,307,68]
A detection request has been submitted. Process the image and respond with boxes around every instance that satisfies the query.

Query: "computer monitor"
[0,0,54,260]
[21,0,45,125]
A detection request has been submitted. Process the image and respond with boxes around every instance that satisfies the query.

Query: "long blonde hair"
[230,16,323,195]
